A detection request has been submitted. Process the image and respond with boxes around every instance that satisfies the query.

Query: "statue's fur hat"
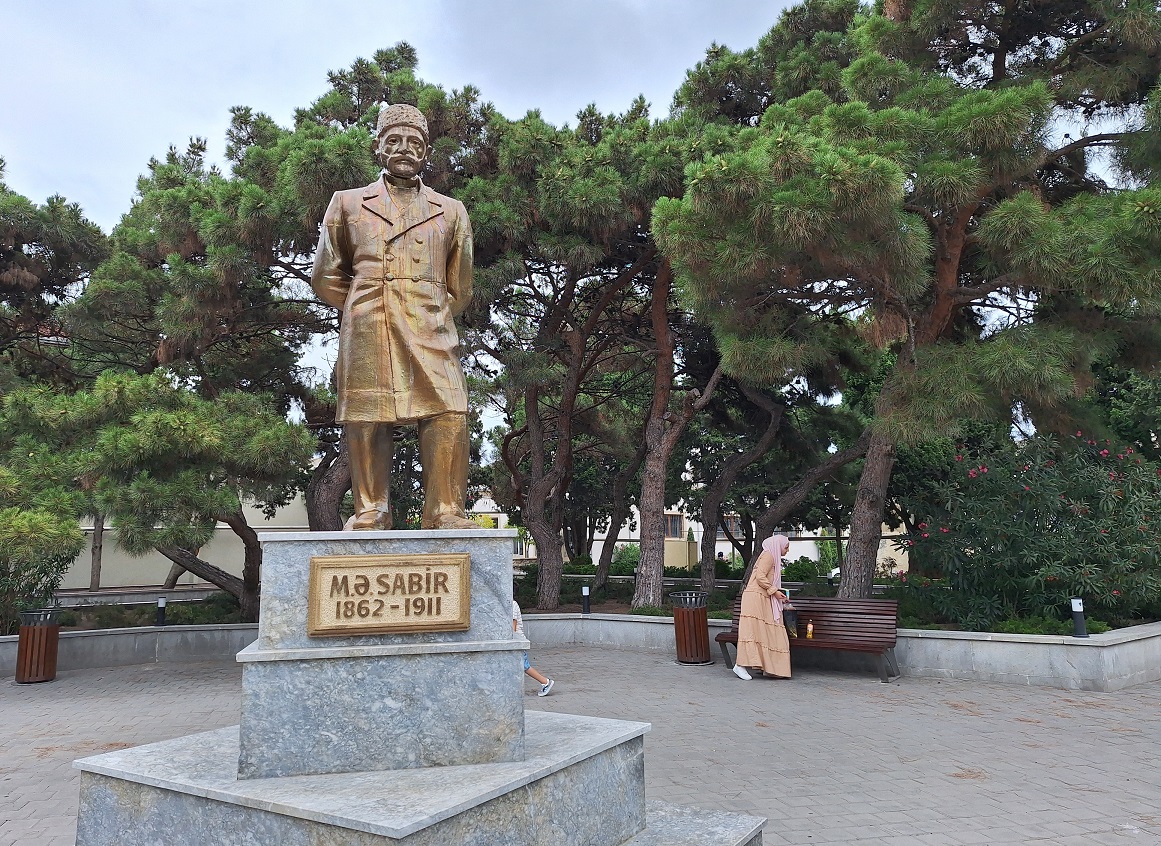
[376,103,429,141]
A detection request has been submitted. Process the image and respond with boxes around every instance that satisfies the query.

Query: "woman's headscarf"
[761,533,790,622]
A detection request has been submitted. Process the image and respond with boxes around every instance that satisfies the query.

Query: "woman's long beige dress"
[735,550,791,677]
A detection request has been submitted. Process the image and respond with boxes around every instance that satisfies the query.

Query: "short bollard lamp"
[156,596,167,627]
[1071,597,1088,638]
[581,585,591,615]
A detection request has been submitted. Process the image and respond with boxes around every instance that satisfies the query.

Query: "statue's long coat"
[311,176,473,423]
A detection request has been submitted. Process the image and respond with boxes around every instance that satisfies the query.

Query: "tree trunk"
[156,546,245,603]
[163,562,185,589]
[698,388,784,591]
[562,509,592,561]
[306,436,350,531]
[530,512,566,610]
[883,0,911,21]
[720,513,756,566]
[698,516,724,593]
[581,514,596,559]
[515,381,572,610]
[155,510,264,621]
[740,430,872,584]
[503,250,659,609]
[838,429,897,599]
[633,259,678,610]
[222,508,263,622]
[88,513,104,591]
[632,260,722,609]
[633,415,671,608]
[594,442,646,590]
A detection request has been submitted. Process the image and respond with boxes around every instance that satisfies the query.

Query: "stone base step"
[74,710,762,845]
[631,802,763,845]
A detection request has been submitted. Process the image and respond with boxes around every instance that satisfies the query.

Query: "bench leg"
[719,641,735,668]
[885,647,900,678]
[876,652,891,684]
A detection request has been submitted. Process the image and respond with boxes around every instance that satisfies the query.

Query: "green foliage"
[92,604,153,630]
[165,591,243,625]
[562,556,595,575]
[513,567,539,607]
[0,371,313,576]
[0,161,109,387]
[991,616,1110,636]
[1088,366,1161,462]
[75,595,242,629]
[610,544,641,576]
[0,509,82,634]
[816,536,842,573]
[897,434,1161,629]
[628,605,671,617]
[657,0,1161,595]
[782,555,826,581]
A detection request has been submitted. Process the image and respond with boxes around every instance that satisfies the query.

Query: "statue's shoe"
[345,510,392,530]
[428,514,479,530]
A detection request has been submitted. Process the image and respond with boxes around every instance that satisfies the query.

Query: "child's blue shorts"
[522,651,530,671]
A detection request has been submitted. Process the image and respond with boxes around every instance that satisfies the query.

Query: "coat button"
[385,254,396,261]
[414,237,424,244]
[384,273,394,281]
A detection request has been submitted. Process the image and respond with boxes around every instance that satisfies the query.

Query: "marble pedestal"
[239,530,526,778]
[74,529,766,845]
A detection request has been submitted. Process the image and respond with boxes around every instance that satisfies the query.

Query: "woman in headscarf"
[732,533,792,680]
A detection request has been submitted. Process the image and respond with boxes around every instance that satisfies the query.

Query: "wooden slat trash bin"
[670,591,713,665]
[15,609,61,684]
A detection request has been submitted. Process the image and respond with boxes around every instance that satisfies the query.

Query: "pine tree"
[465,98,754,609]
[655,0,1161,596]
[0,160,108,387]
[0,372,314,620]
[0,163,107,630]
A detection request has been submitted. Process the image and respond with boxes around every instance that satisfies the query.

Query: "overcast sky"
[4,0,790,232]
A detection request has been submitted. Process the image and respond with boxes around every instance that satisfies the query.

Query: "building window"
[717,514,743,539]
[512,536,525,556]
[664,514,684,539]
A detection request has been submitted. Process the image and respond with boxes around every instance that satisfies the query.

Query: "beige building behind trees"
[62,497,905,594]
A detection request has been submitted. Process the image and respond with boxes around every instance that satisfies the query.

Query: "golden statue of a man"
[312,103,477,530]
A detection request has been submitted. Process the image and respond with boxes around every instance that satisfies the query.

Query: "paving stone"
[2,647,1160,845]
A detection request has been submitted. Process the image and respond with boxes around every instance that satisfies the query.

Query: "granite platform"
[77,711,639,845]
[75,710,761,846]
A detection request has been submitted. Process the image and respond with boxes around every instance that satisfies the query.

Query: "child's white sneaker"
[732,664,752,680]
[538,679,555,696]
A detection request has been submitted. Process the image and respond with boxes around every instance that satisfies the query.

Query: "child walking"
[513,600,554,696]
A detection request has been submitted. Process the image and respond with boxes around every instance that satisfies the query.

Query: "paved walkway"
[3,649,1160,845]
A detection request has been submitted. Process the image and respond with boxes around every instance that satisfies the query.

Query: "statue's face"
[377,125,429,179]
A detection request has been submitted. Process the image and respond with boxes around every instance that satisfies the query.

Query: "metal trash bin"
[670,591,713,665]
[15,609,61,684]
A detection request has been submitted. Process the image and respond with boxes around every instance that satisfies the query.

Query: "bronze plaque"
[307,553,470,636]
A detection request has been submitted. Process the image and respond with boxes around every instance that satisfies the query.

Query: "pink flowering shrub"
[898,434,1161,629]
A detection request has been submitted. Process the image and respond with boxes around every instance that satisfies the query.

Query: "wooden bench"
[715,595,900,683]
